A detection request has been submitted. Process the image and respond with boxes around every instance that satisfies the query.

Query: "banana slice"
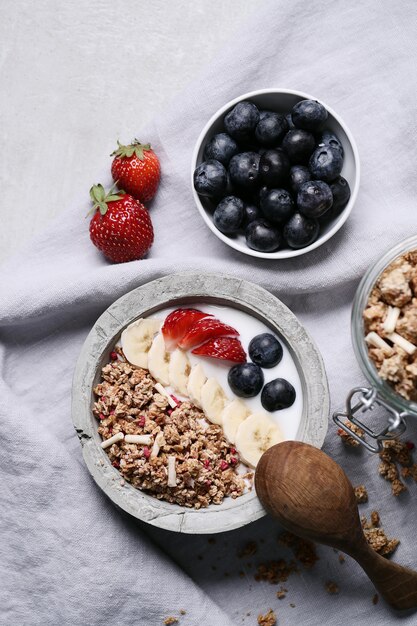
[121,318,161,368]
[168,348,191,395]
[200,378,229,425]
[221,399,250,444]
[148,333,171,386]
[235,412,283,468]
[186,363,207,408]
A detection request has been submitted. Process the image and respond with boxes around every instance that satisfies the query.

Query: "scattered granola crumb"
[179,610,186,615]
[325,581,340,595]
[255,559,297,584]
[238,541,258,557]
[338,554,345,564]
[276,586,287,599]
[370,510,380,527]
[289,603,295,608]
[372,593,379,605]
[257,609,276,626]
[361,513,400,556]
[279,531,319,568]
[164,618,178,625]
[337,420,365,446]
[377,440,415,496]
[354,485,368,504]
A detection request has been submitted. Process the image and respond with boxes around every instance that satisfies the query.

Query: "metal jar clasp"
[333,386,408,453]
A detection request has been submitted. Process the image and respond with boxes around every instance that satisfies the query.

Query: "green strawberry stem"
[86,182,125,217]
[111,139,152,161]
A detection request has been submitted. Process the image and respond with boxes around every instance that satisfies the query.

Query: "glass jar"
[333,235,417,452]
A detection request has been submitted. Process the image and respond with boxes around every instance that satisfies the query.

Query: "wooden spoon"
[255,440,417,610]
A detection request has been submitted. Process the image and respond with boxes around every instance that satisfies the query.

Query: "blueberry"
[291,99,328,132]
[283,213,319,249]
[261,378,296,411]
[289,165,311,193]
[286,113,296,130]
[243,202,262,225]
[297,180,333,218]
[260,188,294,225]
[330,176,351,210]
[229,152,260,189]
[224,101,260,142]
[228,363,264,398]
[319,130,344,157]
[309,146,343,182]
[319,176,351,223]
[193,159,228,198]
[249,333,283,368]
[213,196,245,234]
[282,129,316,164]
[259,149,291,186]
[245,219,281,252]
[255,111,288,147]
[203,133,239,165]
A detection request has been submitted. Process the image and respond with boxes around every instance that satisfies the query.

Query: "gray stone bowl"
[72,273,329,534]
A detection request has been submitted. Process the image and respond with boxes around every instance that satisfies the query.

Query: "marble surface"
[0,0,256,265]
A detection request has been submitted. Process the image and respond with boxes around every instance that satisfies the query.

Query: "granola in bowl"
[93,359,253,508]
[363,249,417,401]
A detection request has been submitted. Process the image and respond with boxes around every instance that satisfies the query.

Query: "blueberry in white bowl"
[249,333,283,368]
[243,202,262,225]
[261,378,296,411]
[213,196,245,235]
[319,129,344,157]
[284,213,319,249]
[229,151,261,189]
[259,149,290,186]
[246,219,281,252]
[286,112,296,130]
[297,180,333,219]
[224,101,260,142]
[309,145,343,182]
[289,165,311,192]
[260,188,294,225]
[291,99,328,132]
[282,129,316,164]
[228,362,264,398]
[203,133,239,165]
[193,159,228,198]
[319,176,351,224]
[255,111,288,147]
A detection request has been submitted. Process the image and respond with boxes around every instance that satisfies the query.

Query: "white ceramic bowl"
[191,88,360,260]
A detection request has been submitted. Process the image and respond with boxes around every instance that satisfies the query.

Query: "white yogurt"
[153,303,303,441]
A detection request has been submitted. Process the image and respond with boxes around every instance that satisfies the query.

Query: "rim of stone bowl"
[71,273,329,533]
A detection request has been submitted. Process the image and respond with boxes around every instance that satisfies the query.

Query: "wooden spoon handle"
[351,542,417,610]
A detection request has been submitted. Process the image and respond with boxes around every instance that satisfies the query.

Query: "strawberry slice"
[192,337,246,363]
[161,308,211,350]
[179,317,239,350]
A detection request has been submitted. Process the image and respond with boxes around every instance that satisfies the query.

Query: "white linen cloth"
[2,0,417,624]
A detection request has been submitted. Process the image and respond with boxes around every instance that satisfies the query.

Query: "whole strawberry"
[88,184,154,263]
[111,140,161,203]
